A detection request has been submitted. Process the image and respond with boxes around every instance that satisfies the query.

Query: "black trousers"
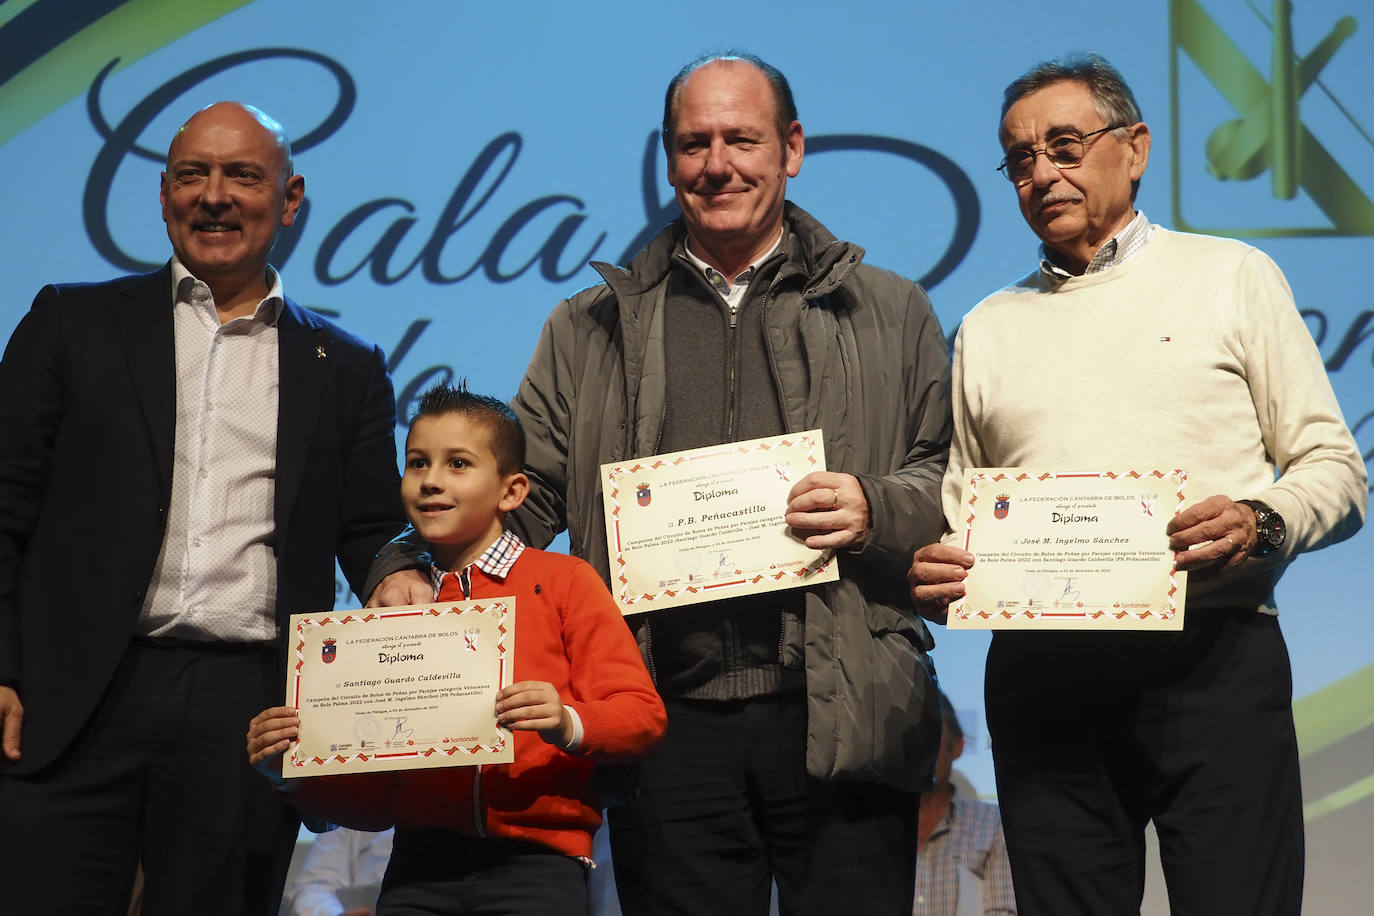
[0,639,300,916]
[985,608,1304,916]
[608,694,920,916]
[379,829,589,915]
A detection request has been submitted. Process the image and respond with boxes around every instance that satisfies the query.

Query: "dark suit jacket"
[0,266,404,775]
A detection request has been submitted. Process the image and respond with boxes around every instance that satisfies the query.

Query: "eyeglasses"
[996,124,1126,185]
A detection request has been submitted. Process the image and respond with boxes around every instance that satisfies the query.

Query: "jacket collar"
[112,266,178,494]
[591,201,866,310]
[588,203,866,456]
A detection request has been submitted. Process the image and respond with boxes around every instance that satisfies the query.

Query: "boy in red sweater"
[247,381,665,915]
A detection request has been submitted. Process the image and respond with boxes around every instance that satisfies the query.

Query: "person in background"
[914,692,1015,916]
[288,827,394,916]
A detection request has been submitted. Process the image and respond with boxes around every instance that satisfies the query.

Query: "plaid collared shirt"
[1040,209,1154,279]
[914,791,1017,915]
[430,530,526,599]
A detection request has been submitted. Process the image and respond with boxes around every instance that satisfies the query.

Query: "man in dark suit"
[0,102,407,915]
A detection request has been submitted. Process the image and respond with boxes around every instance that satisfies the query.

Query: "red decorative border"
[954,469,1187,624]
[604,434,831,607]
[287,601,510,770]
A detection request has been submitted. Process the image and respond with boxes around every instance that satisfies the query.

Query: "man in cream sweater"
[908,53,1366,916]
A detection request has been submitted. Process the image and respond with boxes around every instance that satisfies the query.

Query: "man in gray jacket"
[372,52,951,915]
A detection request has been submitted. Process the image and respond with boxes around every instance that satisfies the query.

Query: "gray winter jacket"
[507,202,951,790]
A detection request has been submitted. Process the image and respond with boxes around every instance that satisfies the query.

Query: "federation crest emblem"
[321,638,337,664]
[636,483,652,507]
[464,627,480,652]
[993,495,1011,520]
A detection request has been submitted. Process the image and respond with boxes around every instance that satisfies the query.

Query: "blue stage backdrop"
[2,2,1370,912]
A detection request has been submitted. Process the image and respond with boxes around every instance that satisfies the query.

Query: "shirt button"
[192,537,203,547]
[199,468,209,479]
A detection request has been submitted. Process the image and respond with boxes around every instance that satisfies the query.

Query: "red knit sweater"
[288,547,665,858]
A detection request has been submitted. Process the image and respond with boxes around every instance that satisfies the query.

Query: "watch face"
[1243,501,1285,552]
[1258,511,1286,549]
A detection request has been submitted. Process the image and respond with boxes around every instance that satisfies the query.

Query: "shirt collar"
[680,226,785,295]
[170,256,285,325]
[1039,210,1153,280]
[430,530,526,596]
[929,784,959,839]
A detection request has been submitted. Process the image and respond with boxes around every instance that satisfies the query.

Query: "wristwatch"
[1239,499,1286,556]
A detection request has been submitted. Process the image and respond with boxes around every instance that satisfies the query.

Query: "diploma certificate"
[948,468,1188,631]
[600,430,839,614]
[283,600,515,777]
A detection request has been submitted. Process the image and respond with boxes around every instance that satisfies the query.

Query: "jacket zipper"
[472,763,486,836]
[642,619,657,683]
[726,304,739,439]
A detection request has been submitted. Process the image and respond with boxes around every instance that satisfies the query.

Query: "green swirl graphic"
[0,0,252,148]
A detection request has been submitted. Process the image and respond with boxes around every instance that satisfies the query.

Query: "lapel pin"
[316,345,327,359]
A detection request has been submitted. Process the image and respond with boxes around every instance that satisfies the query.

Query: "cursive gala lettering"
[1352,409,1374,494]
[1303,308,1374,373]
[314,132,605,286]
[1301,306,1372,491]
[80,49,979,296]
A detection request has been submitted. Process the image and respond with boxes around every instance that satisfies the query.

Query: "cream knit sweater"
[944,227,1366,612]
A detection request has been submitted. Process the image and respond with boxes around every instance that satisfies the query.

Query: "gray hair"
[999,53,1143,198]
[1000,52,1142,127]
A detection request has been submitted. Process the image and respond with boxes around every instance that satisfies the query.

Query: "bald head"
[160,101,305,312]
[168,102,294,180]
[662,52,798,151]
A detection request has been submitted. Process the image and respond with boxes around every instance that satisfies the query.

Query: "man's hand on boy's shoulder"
[365,569,433,608]
[495,681,577,750]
